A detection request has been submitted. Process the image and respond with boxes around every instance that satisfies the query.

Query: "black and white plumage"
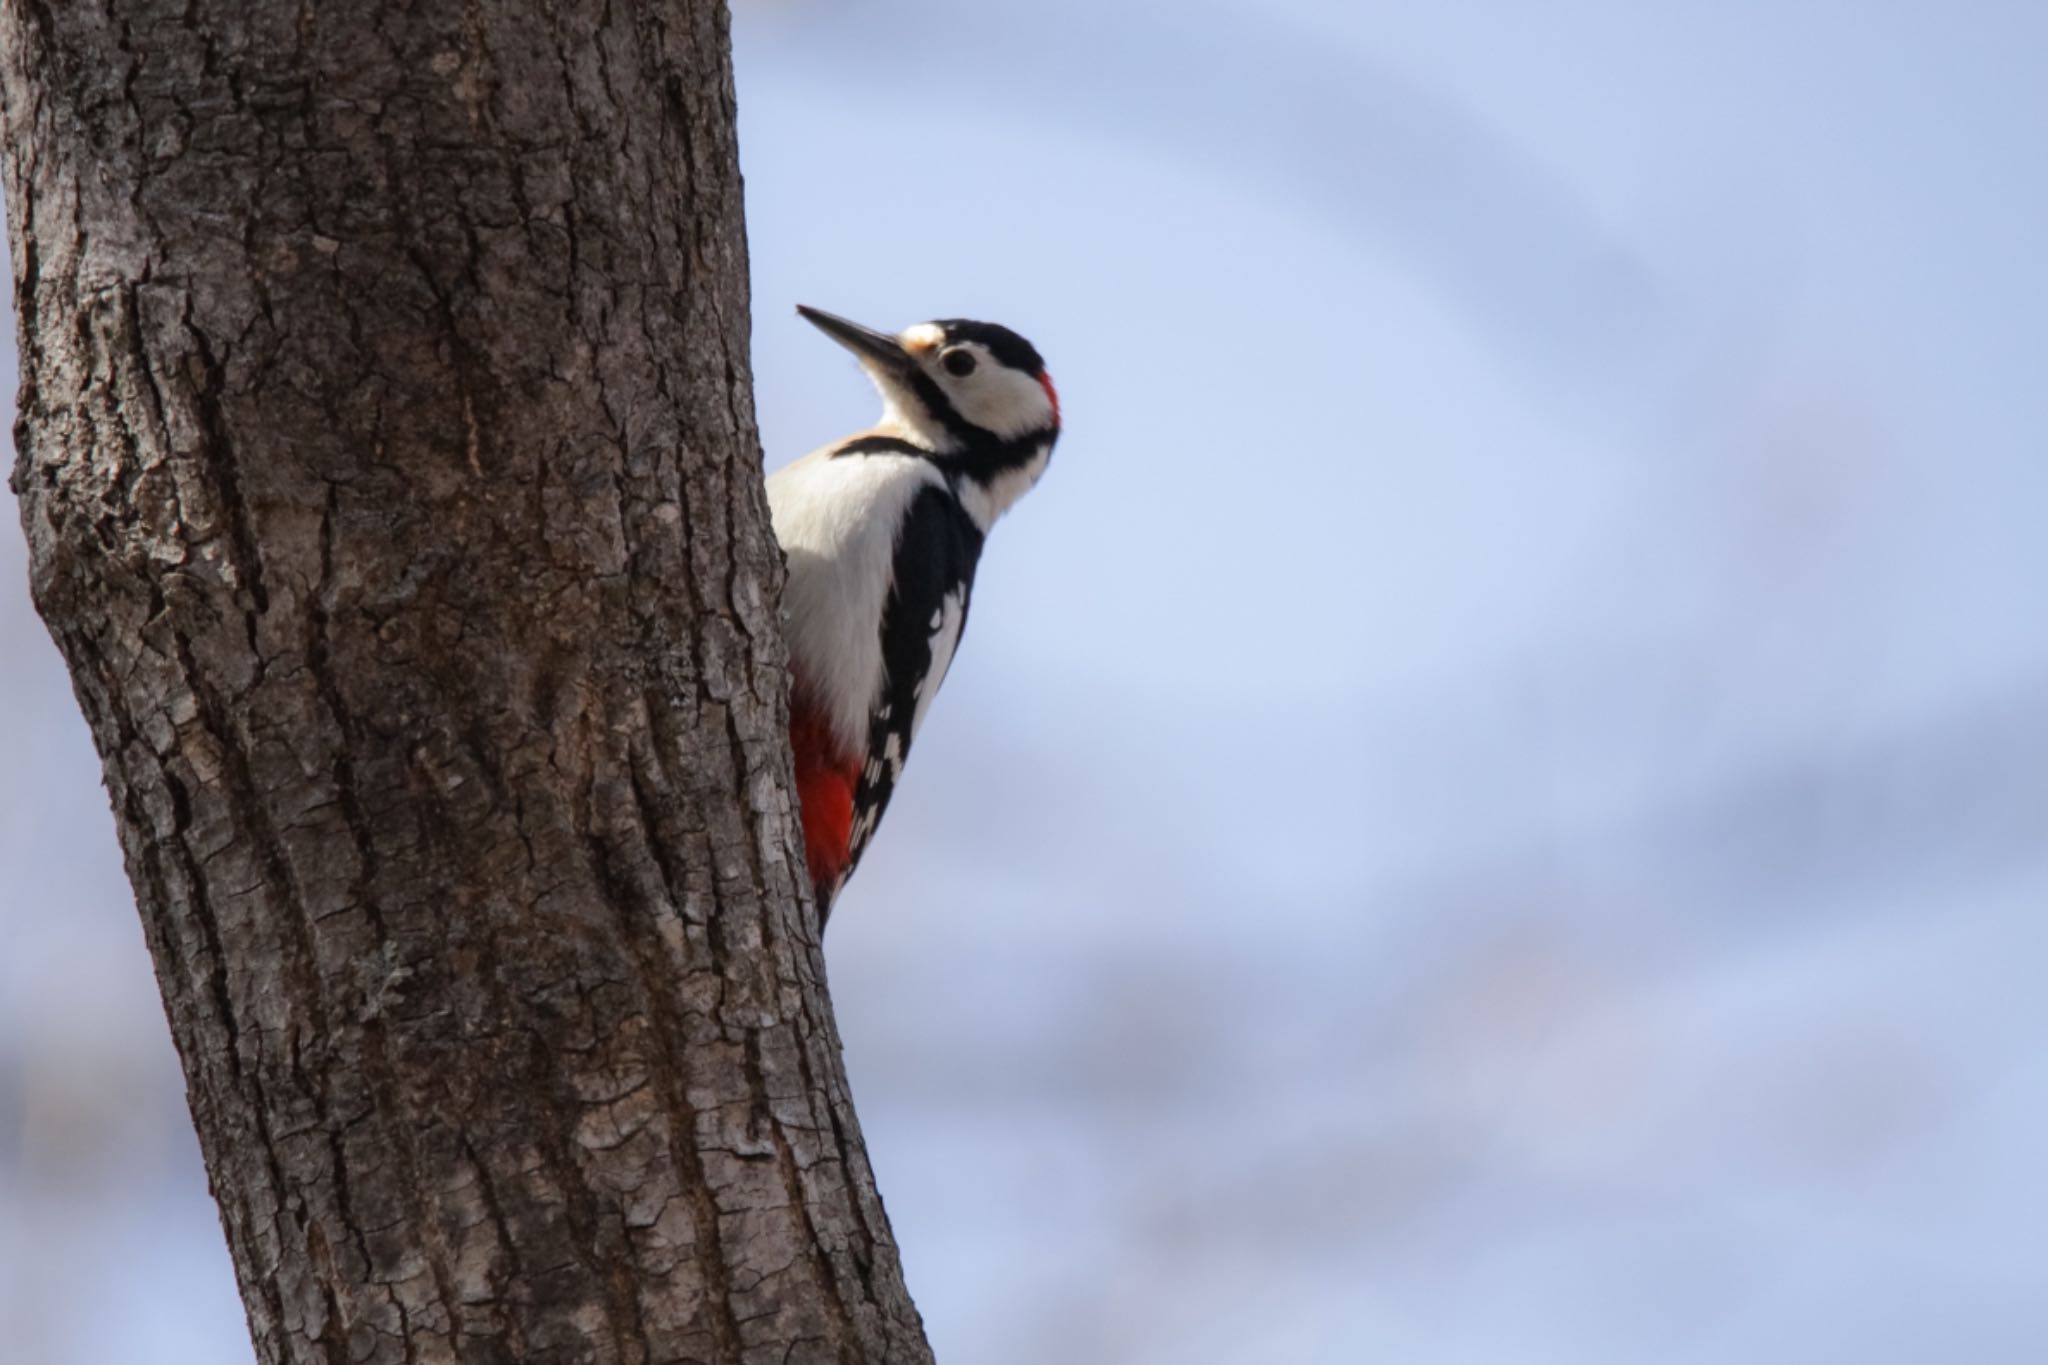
[768,306,1060,920]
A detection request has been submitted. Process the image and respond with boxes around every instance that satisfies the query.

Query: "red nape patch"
[1038,371,1061,428]
[789,694,860,902]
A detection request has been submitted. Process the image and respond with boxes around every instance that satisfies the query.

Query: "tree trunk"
[1,3,932,1362]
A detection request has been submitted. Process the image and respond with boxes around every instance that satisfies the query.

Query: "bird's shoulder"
[766,436,947,552]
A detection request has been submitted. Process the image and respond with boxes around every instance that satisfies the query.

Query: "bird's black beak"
[797,305,917,380]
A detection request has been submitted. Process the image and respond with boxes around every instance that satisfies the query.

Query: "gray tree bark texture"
[1,3,934,1362]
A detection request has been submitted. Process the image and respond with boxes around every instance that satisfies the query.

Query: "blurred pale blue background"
[6,1,2047,1360]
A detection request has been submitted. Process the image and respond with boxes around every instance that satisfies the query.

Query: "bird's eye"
[941,349,978,377]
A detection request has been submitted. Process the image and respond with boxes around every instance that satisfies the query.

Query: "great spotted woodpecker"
[768,306,1060,921]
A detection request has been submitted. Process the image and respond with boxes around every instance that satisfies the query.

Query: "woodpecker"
[768,306,1061,922]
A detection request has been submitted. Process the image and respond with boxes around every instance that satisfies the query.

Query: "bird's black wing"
[844,485,986,877]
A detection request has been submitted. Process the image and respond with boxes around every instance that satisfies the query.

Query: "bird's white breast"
[767,447,946,756]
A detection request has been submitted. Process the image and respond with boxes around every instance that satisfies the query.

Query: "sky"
[4,1,2047,1361]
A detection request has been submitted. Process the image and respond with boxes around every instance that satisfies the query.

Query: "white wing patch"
[913,586,969,741]
[766,447,946,756]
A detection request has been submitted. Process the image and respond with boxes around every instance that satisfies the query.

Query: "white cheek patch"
[951,366,1053,441]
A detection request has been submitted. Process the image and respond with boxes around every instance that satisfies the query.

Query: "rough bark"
[1,3,932,1362]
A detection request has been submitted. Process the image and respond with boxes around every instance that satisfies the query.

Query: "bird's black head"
[798,306,1060,452]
